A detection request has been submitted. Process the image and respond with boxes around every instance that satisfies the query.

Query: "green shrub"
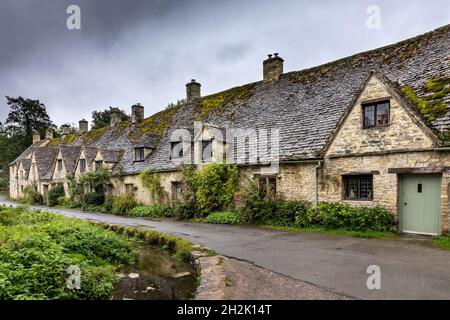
[273,200,311,226]
[48,185,65,207]
[129,205,173,218]
[240,180,276,224]
[204,212,246,225]
[82,192,104,210]
[174,191,198,220]
[181,163,239,217]
[296,202,395,231]
[111,196,138,216]
[22,185,43,205]
[68,201,81,209]
[103,196,114,212]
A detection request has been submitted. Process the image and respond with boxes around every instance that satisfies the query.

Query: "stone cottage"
[9,24,450,235]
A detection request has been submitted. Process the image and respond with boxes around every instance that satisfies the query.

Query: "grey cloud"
[0,0,449,126]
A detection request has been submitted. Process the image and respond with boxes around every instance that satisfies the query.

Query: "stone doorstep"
[195,255,227,300]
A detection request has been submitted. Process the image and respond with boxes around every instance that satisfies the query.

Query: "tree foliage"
[91,107,130,130]
[181,163,239,217]
[0,96,55,190]
[4,96,55,145]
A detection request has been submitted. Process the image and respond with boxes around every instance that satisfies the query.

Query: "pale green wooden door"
[400,174,441,235]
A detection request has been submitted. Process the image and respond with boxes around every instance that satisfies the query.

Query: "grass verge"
[260,225,397,239]
[433,235,450,250]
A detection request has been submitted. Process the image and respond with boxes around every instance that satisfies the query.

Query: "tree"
[4,96,55,146]
[0,96,55,191]
[91,107,130,130]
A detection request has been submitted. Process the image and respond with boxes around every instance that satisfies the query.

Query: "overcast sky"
[0,0,449,127]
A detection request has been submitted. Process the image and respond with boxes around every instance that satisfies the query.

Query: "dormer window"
[362,100,390,128]
[135,147,145,162]
[95,161,103,171]
[57,159,63,171]
[79,159,86,173]
[170,141,183,159]
[202,140,213,162]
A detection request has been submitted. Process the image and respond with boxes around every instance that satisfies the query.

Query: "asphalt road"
[1,196,450,300]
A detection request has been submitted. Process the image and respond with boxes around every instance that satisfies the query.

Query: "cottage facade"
[9,25,450,235]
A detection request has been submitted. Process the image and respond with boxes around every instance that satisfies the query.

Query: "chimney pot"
[263,53,284,82]
[79,119,88,133]
[45,128,53,140]
[186,79,201,103]
[110,112,121,127]
[32,130,40,144]
[61,124,70,135]
[131,104,144,123]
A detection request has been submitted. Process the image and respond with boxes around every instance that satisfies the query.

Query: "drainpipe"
[314,160,322,205]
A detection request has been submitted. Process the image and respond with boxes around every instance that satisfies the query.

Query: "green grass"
[260,225,397,239]
[0,205,137,300]
[433,235,450,250]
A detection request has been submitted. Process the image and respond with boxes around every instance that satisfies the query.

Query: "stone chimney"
[186,79,201,103]
[79,119,88,133]
[110,112,121,127]
[131,104,144,124]
[45,128,53,140]
[32,130,40,144]
[263,53,284,82]
[61,124,70,136]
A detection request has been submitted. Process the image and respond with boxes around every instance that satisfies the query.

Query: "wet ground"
[112,245,197,300]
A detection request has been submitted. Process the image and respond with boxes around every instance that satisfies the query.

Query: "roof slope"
[60,146,81,174]
[33,147,58,180]
[11,24,450,175]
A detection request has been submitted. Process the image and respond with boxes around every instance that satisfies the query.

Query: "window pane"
[80,159,86,172]
[346,178,359,198]
[376,103,389,125]
[135,148,144,161]
[171,142,183,159]
[202,141,212,161]
[258,178,267,196]
[344,175,373,200]
[363,105,375,127]
[268,178,277,197]
[359,177,373,199]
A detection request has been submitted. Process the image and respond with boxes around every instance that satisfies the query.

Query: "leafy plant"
[129,205,173,218]
[0,206,136,300]
[48,185,65,207]
[22,182,43,205]
[111,195,138,216]
[181,163,239,217]
[273,200,311,227]
[139,170,166,204]
[204,212,246,225]
[239,179,277,224]
[82,192,104,210]
[296,202,395,231]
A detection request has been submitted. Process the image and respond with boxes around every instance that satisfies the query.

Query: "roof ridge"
[284,24,450,78]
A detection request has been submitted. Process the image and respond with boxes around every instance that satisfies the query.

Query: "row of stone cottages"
[9,24,450,235]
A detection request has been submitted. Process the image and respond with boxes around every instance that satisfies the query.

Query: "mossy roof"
[10,24,450,175]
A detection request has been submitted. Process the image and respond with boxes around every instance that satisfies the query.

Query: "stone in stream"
[128,273,140,279]
[191,250,208,259]
[172,271,191,278]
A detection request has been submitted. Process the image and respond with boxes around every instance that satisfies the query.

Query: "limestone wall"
[321,151,450,232]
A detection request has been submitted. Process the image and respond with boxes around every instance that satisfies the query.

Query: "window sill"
[343,198,373,202]
[362,124,390,129]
